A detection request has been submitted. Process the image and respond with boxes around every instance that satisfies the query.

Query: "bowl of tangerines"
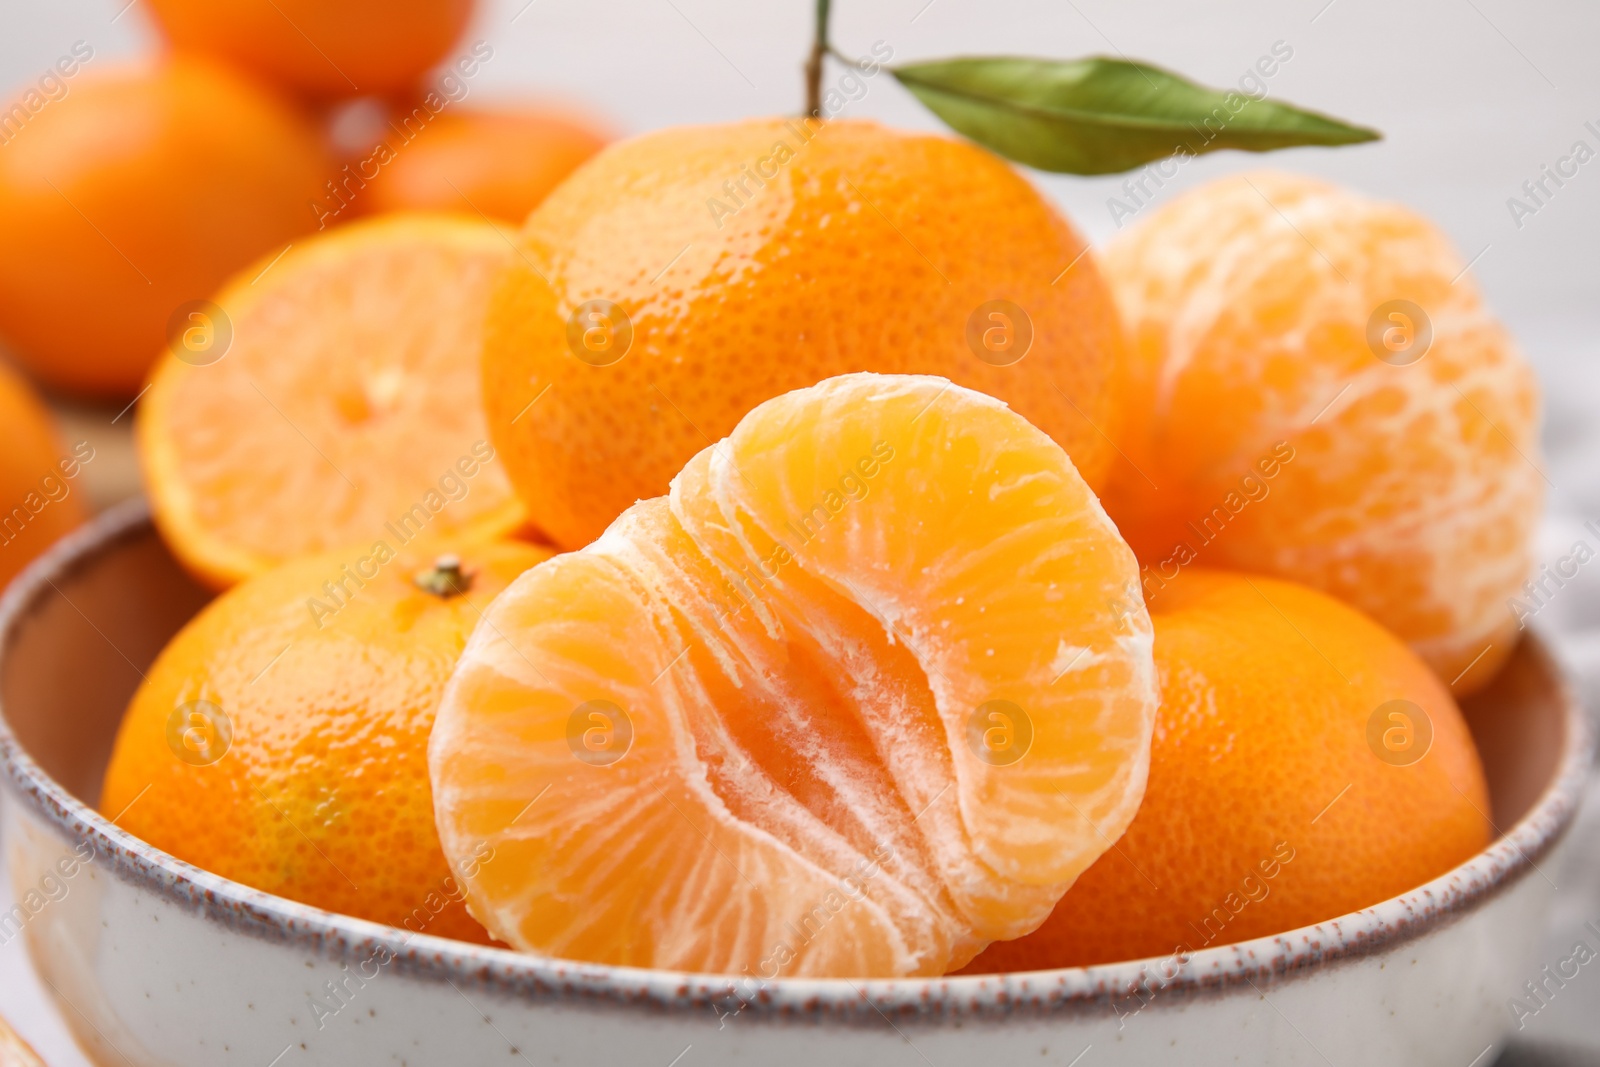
[0,1,1586,1065]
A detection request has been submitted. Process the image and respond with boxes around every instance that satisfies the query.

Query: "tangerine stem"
[415,554,473,598]
[804,0,832,117]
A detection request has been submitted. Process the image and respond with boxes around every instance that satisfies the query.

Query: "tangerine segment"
[430,373,1157,977]
[138,214,527,589]
[1101,171,1542,694]
[964,569,1489,972]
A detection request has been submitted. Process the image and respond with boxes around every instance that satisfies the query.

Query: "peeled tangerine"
[1102,171,1542,695]
[429,373,1159,977]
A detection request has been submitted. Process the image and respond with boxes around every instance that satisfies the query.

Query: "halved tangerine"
[138,214,527,588]
[429,373,1157,977]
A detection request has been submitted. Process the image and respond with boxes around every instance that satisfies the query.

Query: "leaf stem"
[804,0,832,117]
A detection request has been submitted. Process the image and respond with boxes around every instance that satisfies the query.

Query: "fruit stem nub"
[804,0,833,117]
[415,554,474,598]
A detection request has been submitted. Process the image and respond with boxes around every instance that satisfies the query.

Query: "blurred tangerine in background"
[320,92,610,228]
[0,56,328,399]
[360,104,609,223]
[0,362,87,588]
[143,0,477,99]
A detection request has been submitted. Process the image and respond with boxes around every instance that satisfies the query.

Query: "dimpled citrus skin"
[1101,171,1541,695]
[100,540,549,943]
[365,106,609,223]
[138,214,527,589]
[145,0,475,98]
[0,58,328,399]
[482,117,1129,549]
[430,374,1158,977]
[0,362,87,588]
[963,569,1489,973]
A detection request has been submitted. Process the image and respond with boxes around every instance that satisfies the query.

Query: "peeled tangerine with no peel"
[430,373,1160,977]
[1101,171,1542,696]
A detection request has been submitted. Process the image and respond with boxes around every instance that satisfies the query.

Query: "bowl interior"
[2,516,212,807]
[0,508,1572,925]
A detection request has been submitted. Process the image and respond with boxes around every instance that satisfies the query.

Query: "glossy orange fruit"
[431,373,1158,977]
[0,57,328,399]
[100,539,549,942]
[363,105,609,223]
[964,569,1489,972]
[0,362,89,588]
[1101,171,1542,695]
[145,0,476,99]
[482,117,1129,549]
[138,214,527,589]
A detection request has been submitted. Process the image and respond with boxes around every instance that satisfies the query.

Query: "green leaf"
[890,55,1380,175]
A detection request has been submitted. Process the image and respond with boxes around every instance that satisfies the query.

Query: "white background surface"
[2,0,1598,1062]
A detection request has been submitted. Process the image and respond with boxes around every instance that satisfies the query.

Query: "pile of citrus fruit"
[0,0,607,399]
[0,0,1540,986]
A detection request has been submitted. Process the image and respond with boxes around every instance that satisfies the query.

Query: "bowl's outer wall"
[0,504,1587,1066]
[3,804,1565,1067]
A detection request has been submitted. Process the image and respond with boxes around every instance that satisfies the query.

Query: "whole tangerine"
[144,0,476,99]
[0,57,328,399]
[362,104,609,223]
[964,569,1489,972]
[482,117,1129,549]
[100,539,549,942]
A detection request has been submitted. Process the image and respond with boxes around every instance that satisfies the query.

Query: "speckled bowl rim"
[0,499,1591,1026]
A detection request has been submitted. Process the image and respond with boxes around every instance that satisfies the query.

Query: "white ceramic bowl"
[0,502,1590,1066]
